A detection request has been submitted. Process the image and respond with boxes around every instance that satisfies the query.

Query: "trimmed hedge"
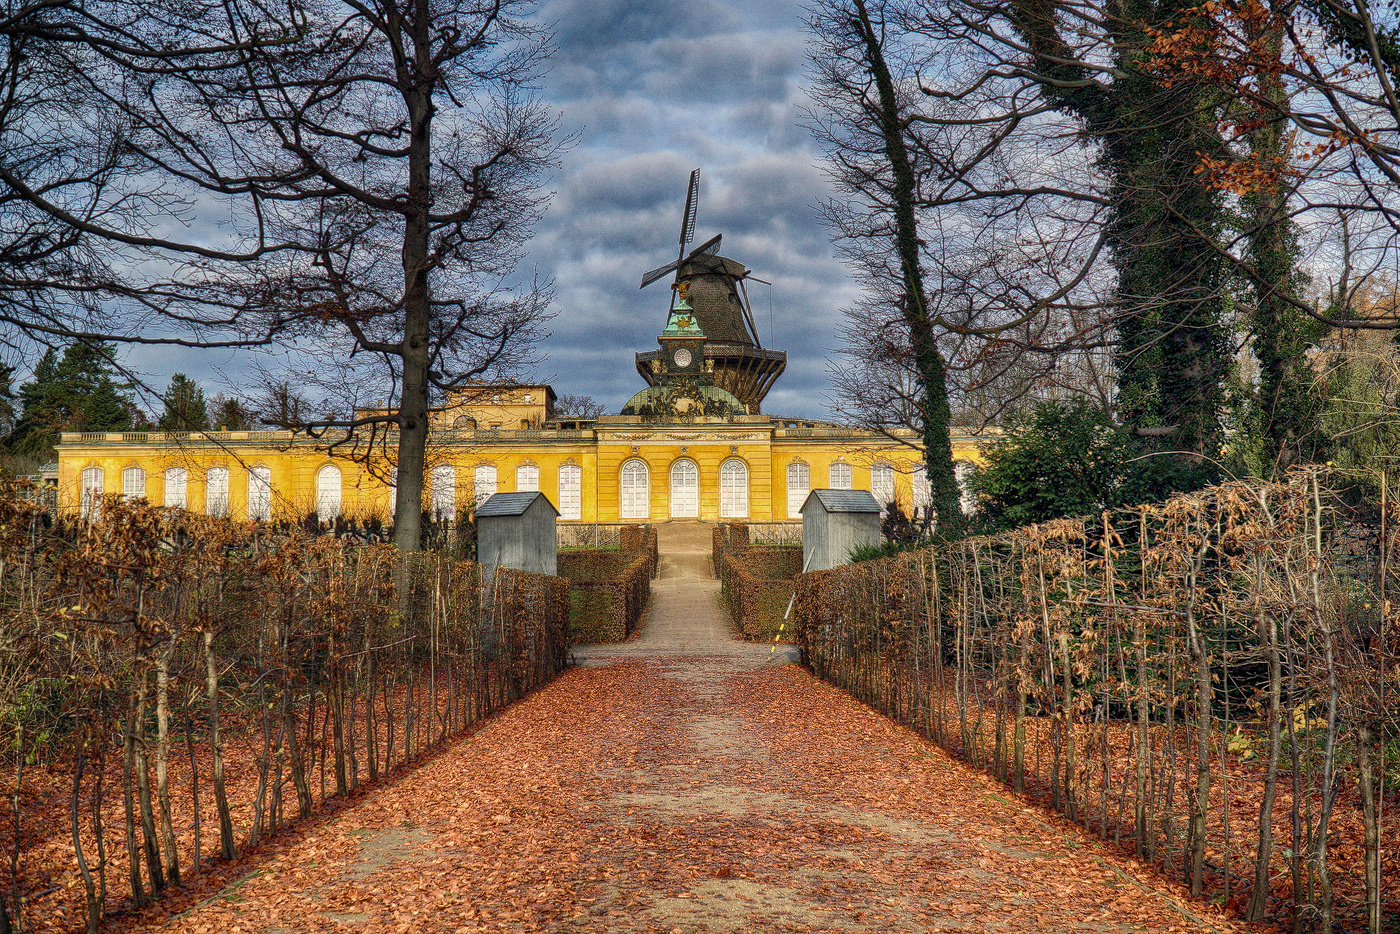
[718,544,802,642]
[558,543,652,643]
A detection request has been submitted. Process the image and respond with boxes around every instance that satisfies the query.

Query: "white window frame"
[121,466,146,501]
[248,466,272,522]
[719,459,748,519]
[431,464,456,520]
[516,463,539,492]
[786,461,809,519]
[913,468,932,517]
[558,463,582,521]
[164,467,187,510]
[473,464,497,507]
[955,461,977,516]
[669,458,698,518]
[620,459,649,520]
[871,463,895,514]
[316,464,342,524]
[206,467,230,517]
[829,462,852,490]
[80,467,104,520]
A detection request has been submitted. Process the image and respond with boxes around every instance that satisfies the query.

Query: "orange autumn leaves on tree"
[1144,0,1353,194]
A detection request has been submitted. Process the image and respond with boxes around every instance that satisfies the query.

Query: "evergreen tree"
[209,393,254,430]
[158,373,210,431]
[9,341,135,456]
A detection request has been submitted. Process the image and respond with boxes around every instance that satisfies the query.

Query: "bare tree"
[186,0,561,550]
[2,0,562,550]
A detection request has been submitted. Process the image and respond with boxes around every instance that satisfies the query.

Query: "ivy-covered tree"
[157,373,210,432]
[8,341,135,457]
[1007,0,1232,460]
[0,361,15,440]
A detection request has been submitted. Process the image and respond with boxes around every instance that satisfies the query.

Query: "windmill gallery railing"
[795,469,1398,933]
[0,485,569,934]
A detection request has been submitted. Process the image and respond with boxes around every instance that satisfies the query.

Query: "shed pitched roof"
[803,489,881,514]
[474,491,558,518]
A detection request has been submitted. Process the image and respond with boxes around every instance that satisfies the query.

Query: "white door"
[558,463,581,520]
[316,465,342,524]
[786,462,809,519]
[719,459,747,518]
[871,463,894,514]
[248,466,272,521]
[670,459,698,518]
[620,460,649,519]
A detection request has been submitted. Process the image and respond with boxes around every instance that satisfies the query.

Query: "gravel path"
[124,522,1247,934]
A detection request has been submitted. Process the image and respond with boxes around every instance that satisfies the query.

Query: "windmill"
[633,169,787,413]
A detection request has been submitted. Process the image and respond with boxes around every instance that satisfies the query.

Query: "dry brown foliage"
[796,467,1399,932]
[0,483,568,933]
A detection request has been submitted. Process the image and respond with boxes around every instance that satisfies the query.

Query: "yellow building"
[55,246,989,524]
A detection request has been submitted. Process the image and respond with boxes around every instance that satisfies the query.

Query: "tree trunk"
[134,673,165,892]
[1246,604,1283,921]
[848,0,962,534]
[122,699,143,905]
[71,748,99,934]
[155,639,180,886]
[204,630,234,860]
[389,0,438,554]
[1356,722,1381,934]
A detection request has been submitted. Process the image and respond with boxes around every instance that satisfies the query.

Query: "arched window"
[316,464,341,524]
[164,467,187,509]
[870,463,895,514]
[206,467,230,517]
[829,462,852,490]
[431,464,456,520]
[248,466,272,521]
[620,459,649,519]
[720,459,748,518]
[558,463,582,520]
[453,415,476,429]
[122,466,146,501]
[669,459,698,518]
[473,464,497,506]
[786,461,810,519]
[516,463,539,492]
[80,467,103,520]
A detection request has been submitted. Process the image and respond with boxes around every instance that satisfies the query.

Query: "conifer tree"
[157,374,210,432]
[9,341,135,456]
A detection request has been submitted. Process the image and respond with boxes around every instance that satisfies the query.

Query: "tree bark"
[204,630,234,860]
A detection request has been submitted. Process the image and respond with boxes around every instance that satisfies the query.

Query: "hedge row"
[718,545,802,642]
[0,485,570,934]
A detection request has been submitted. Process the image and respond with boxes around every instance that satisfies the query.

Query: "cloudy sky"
[527,0,857,418]
[119,0,859,421]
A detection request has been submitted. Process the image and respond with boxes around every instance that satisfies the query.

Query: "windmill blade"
[678,168,700,249]
[686,233,721,260]
[640,259,680,289]
[736,277,763,349]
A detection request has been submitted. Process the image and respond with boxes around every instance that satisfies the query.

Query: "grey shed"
[476,491,559,577]
[801,489,882,571]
